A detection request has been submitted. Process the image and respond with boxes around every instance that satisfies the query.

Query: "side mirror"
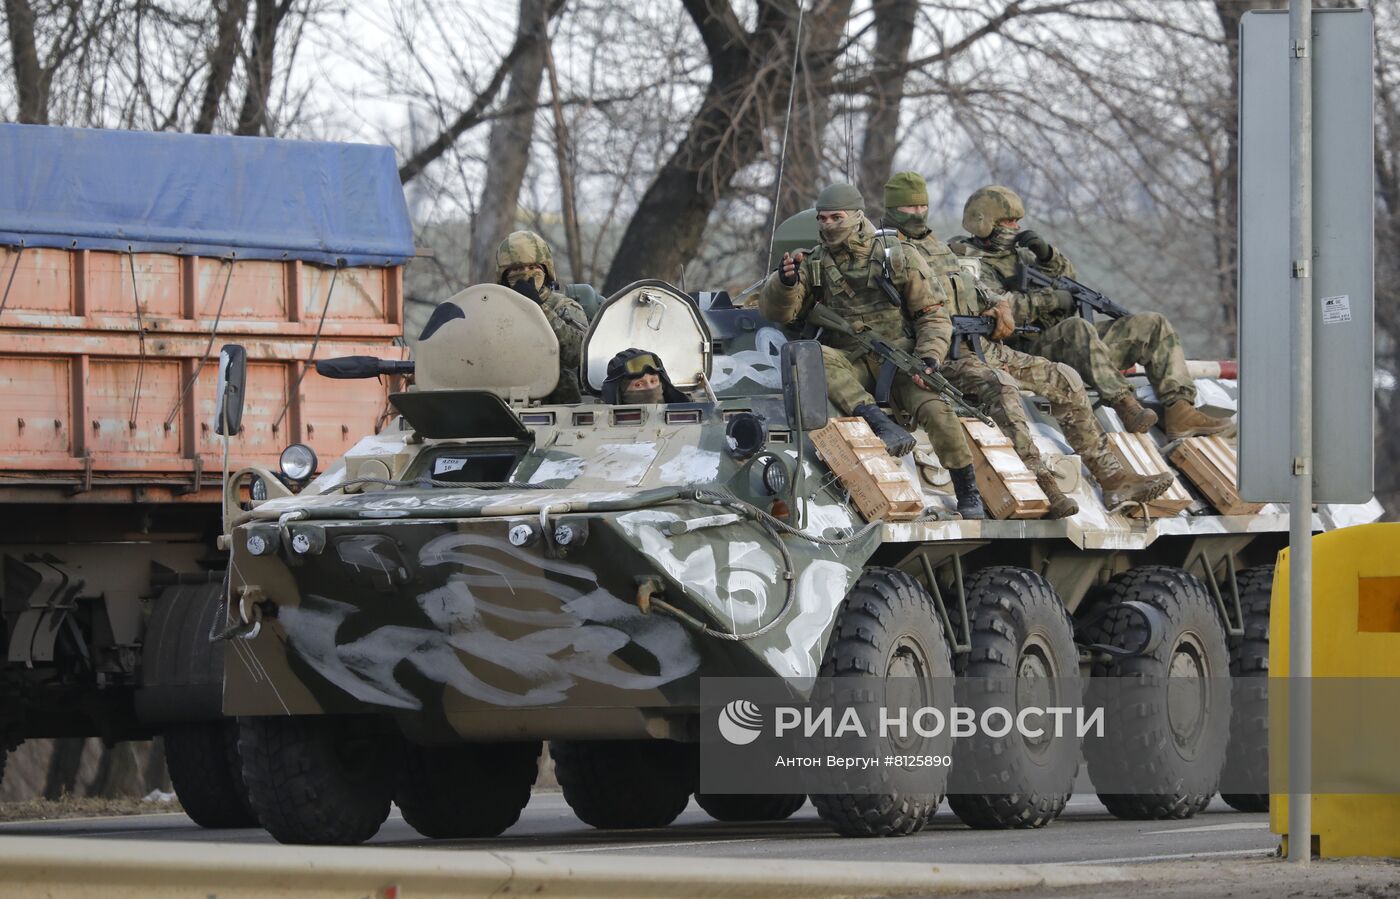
[214,344,247,436]
[780,340,829,432]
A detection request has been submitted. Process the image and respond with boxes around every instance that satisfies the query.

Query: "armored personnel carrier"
[213,274,1375,844]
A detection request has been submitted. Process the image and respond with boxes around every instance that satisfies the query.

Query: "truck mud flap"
[133,579,228,723]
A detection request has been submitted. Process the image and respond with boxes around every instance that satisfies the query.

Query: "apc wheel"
[948,567,1080,829]
[810,567,954,838]
[238,715,393,845]
[396,741,541,838]
[1221,565,1274,813]
[1082,566,1231,820]
[550,739,696,829]
[164,720,257,828]
[695,793,806,822]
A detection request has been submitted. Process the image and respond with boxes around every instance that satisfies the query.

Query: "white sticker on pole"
[1320,294,1352,324]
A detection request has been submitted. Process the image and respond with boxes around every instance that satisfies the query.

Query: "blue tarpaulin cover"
[0,124,414,267]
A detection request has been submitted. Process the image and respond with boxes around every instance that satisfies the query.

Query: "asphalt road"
[0,792,1276,867]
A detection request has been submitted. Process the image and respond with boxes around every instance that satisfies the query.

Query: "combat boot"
[1087,455,1176,509]
[1035,469,1079,520]
[949,465,987,520]
[853,403,916,457]
[1109,393,1158,433]
[1163,399,1234,439]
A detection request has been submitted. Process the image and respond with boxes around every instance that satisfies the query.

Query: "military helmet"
[495,230,557,285]
[961,185,1026,238]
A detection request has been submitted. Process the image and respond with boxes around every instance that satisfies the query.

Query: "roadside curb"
[0,835,1137,897]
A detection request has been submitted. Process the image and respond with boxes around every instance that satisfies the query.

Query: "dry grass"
[0,795,183,822]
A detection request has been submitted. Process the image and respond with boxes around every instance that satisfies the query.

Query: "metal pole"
[1287,0,1313,866]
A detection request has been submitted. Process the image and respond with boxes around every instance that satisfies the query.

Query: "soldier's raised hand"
[779,251,805,286]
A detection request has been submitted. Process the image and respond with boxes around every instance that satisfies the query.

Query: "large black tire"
[551,739,696,829]
[396,741,541,838]
[810,567,954,838]
[695,793,806,822]
[1081,566,1231,821]
[1221,565,1274,813]
[164,720,257,828]
[948,567,1080,829]
[239,715,394,845]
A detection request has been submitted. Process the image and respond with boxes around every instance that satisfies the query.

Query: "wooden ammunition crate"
[1106,433,1192,518]
[810,418,923,521]
[960,419,1048,520]
[1169,436,1264,516]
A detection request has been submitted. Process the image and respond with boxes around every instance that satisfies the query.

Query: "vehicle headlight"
[279,444,318,483]
[761,458,789,496]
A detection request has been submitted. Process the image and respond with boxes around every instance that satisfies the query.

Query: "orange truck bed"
[0,246,405,503]
[0,124,415,505]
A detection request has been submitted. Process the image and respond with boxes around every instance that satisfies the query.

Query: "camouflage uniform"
[759,214,973,472]
[885,174,1174,514]
[900,229,1108,478]
[496,231,590,404]
[946,191,1196,409]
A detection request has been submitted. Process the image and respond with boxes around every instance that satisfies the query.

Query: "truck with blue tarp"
[0,123,413,823]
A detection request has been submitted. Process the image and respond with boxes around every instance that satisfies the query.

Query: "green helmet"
[961,185,1026,238]
[495,230,557,285]
[815,182,863,212]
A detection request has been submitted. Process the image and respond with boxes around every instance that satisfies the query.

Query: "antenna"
[765,2,806,265]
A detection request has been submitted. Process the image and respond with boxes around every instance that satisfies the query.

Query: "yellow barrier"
[1270,522,1400,858]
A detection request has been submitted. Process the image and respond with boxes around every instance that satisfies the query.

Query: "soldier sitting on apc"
[949,186,1233,439]
[601,348,690,404]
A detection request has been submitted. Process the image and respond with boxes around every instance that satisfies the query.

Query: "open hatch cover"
[389,390,533,441]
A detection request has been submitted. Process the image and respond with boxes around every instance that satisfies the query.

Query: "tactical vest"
[800,237,914,346]
[909,234,979,317]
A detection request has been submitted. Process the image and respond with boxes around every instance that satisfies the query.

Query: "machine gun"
[1014,264,1133,323]
[949,315,1041,361]
[806,303,995,426]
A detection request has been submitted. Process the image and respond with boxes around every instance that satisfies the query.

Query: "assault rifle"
[949,315,1041,361]
[1014,264,1133,322]
[806,303,995,426]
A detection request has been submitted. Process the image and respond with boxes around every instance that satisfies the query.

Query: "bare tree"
[193,0,250,133]
[855,0,918,216]
[4,0,115,124]
[604,0,853,294]
[467,0,558,284]
[234,0,294,135]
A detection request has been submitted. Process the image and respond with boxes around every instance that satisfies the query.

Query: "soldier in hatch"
[496,230,590,404]
[948,186,1233,439]
[759,182,987,520]
[882,172,1176,516]
[601,348,690,404]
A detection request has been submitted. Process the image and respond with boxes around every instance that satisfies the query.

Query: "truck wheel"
[810,567,954,838]
[695,793,806,822]
[1221,565,1274,813]
[396,741,541,838]
[238,715,393,845]
[948,566,1080,829]
[550,739,696,829]
[164,720,257,828]
[1082,566,1231,820]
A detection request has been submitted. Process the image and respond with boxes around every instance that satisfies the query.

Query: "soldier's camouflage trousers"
[1017,312,1196,407]
[822,345,974,470]
[944,342,1111,474]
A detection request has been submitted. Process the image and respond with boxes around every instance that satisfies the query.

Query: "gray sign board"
[1238,9,1374,504]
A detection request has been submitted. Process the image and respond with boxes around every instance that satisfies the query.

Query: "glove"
[984,298,1016,341]
[1051,289,1075,313]
[1014,229,1054,263]
[921,356,940,375]
[779,251,805,287]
